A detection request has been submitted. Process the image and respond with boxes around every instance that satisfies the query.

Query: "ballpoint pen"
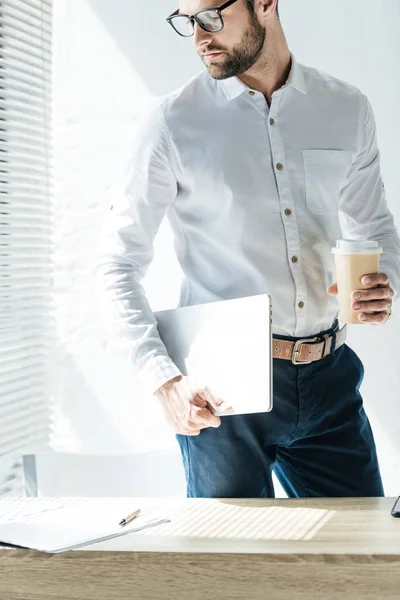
[119,508,141,527]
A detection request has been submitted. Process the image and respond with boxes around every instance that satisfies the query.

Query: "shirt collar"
[218,52,307,101]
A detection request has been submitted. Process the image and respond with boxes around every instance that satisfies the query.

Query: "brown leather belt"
[273,324,347,365]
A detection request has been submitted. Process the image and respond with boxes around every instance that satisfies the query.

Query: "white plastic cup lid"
[332,239,383,255]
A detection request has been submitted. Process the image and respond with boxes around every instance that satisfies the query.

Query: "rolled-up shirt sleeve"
[338,94,400,301]
[96,101,182,396]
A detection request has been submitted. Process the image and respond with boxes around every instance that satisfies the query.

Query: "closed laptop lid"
[154,294,273,416]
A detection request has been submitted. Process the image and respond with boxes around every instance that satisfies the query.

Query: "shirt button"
[291,256,298,263]
[276,163,284,170]
[269,118,275,125]
[249,91,255,96]
[298,301,305,309]
[284,209,292,216]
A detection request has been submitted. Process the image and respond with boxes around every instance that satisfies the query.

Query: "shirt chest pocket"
[302,149,351,215]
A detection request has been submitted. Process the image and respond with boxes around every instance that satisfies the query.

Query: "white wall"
[51,0,400,495]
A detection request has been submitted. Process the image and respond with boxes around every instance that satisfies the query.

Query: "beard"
[200,16,266,80]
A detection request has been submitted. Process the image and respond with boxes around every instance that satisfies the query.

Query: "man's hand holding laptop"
[154,375,232,436]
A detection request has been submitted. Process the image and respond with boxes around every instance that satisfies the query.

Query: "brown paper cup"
[332,240,383,325]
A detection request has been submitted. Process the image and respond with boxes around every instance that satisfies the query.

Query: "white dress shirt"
[97,52,400,396]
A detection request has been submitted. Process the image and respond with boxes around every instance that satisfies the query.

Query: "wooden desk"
[1,497,399,600]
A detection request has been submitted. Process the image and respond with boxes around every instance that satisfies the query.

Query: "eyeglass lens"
[171,10,223,36]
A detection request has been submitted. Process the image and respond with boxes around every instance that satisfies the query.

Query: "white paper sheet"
[0,497,170,553]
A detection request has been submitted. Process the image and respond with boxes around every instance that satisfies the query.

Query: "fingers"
[352,286,394,302]
[356,310,390,325]
[191,394,208,408]
[175,402,220,435]
[349,274,393,326]
[175,396,225,435]
[159,376,230,436]
[361,273,389,287]
[329,274,393,326]
[352,300,392,325]
[352,299,392,313]
[350,282,393,325]
[198,387,232,413]
[192,403,221,428]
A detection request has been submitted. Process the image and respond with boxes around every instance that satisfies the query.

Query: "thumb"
[327,282,338,296]
[199,387,232,413]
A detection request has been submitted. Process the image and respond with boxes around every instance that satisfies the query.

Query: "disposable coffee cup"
[332,240,383,325]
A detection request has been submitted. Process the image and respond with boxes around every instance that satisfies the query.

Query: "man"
[98,0,400,498]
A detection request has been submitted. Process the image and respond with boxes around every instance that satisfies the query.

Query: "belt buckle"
[292,336,322,365]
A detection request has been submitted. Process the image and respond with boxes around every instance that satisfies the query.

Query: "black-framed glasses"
[166,0,239,37]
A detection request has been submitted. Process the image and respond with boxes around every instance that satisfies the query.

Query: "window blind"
[0,0,53,496]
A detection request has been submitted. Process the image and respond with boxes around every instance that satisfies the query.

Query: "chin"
[206,65,231,80]
[208,70,231,80]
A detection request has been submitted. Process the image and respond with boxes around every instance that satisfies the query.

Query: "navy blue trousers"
[176,321,384,498]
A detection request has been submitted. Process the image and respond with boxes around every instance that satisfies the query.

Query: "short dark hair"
[244,0,280,19]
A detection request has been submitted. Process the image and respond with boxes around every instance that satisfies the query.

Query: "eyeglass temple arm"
[168,0,237,18]
[219,0,240,10]
[167,8,197,27]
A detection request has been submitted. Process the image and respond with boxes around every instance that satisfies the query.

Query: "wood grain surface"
[1,497,399,600]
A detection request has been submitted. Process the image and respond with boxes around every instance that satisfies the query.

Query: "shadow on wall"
[88,0,202,96]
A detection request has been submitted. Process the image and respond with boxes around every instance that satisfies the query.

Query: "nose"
[193,20,213,49]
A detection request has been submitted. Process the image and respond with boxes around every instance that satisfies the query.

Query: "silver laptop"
[154,294,273,416]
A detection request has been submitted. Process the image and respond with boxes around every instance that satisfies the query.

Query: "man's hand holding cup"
[329,239,394,325]
[327,272,394,325]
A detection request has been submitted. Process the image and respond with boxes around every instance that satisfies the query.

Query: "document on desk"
[0,497,170,553]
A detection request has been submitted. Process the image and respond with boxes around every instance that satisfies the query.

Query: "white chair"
[22,450,187,497]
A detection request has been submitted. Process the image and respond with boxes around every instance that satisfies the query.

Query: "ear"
[257,0,278,19]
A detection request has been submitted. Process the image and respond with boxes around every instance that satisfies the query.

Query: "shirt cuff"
[137,355,183,396]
